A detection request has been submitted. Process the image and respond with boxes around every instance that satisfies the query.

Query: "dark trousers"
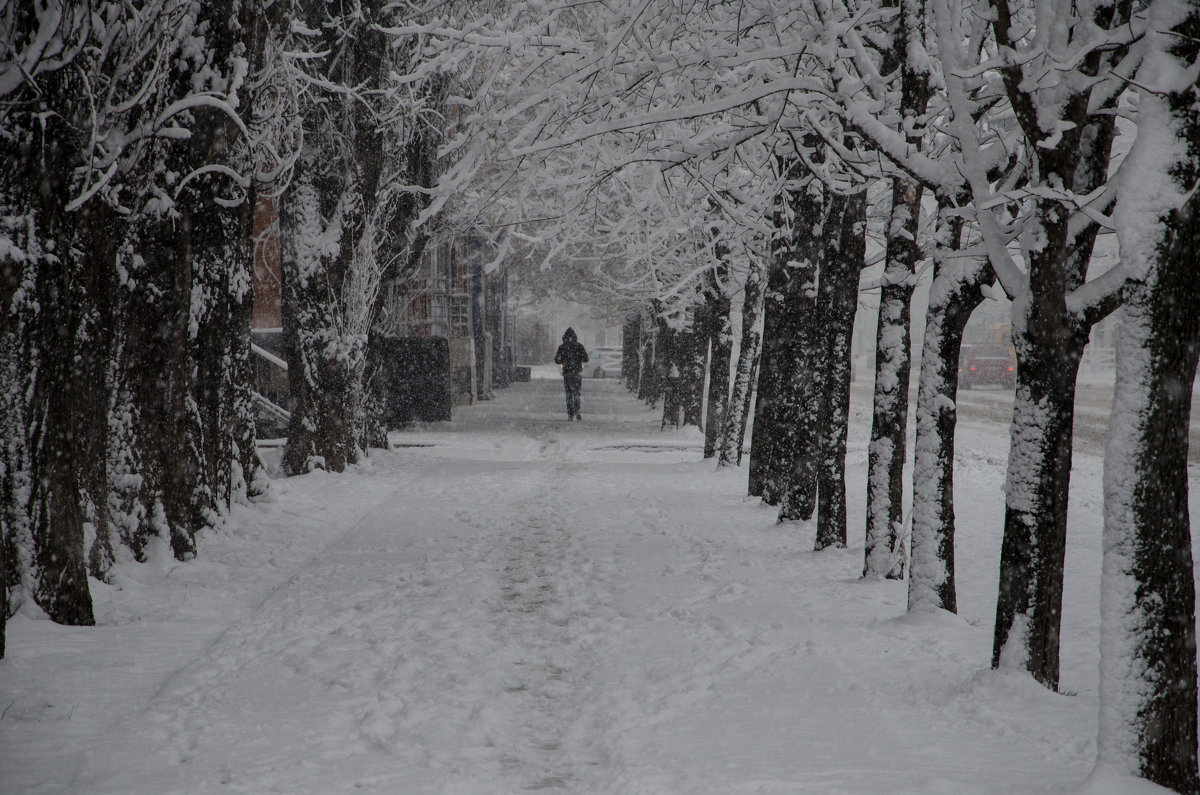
[563,373,582,417]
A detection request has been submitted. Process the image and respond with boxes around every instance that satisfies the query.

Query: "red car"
[960,352,1015,389]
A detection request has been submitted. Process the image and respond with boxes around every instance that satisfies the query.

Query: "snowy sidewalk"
[2,376,1173,793]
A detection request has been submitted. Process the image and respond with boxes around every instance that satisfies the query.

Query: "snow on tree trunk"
[623,315,641,392]
[813,188,866,550]
[1100,238,1200,794]
[193,0,271,510]
[281,0,404,474]
[133,215,206,558]
[77,212,119,580]
[638,319,660,406]
[991,274,1088,689]
[775,173,826,520]
[747,226,791,497]
[659,318,684,429]
[863,0,930,578]
[863,175,920,580]
[908,216,990,613]
[703,259,733,459]
[754,160,823,509]
[18,70,111,623]
[280,164,363,475]
[682,311,707,429]
[718,256,765,468]
[28,206,108,625]
[1,226,37,654]
[1097,7,1200,791]
[983,0,1131,692]
[0,226,22,656]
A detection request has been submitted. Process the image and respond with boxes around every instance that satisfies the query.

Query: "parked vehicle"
[587,346,624,379]
[959,347,1015,389]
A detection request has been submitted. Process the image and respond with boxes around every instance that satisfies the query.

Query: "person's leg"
[566,373,581,418]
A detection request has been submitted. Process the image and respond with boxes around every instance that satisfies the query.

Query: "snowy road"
[4,374,1192,793]
[930,377,1200,462]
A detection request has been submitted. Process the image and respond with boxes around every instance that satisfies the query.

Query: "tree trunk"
[746,208,793,496]
[1099,222,1200,794]
[0,227,24,657]
[659,318,683,429]
[985,0,1131,692]
[703,262,733,459]
[812,189,866,550]
[638,318,660,405]
[737,346,761,467]
[991,252,1088,689]
[863,175,920,578]
[864,0,930,578]
[623,315,641,392]
[682,311,707,428]
[1097,12,1200,791]
[22,76,106,625]
[775,174,826,519]
[280,164,362,475]
[907,215,990,613]
[753,160,824,506]
[718,256,765,468]
[28,211,105,625]
[282,0,397,475]
[990,102,1122,689]
[195,0,270,510]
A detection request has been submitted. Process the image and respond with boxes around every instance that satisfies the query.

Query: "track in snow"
[6,375,1148,794]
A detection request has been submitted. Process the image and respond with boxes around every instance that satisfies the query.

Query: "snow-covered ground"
[3,370,1195,794]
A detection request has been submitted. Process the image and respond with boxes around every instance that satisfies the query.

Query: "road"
[855,374,1200,463]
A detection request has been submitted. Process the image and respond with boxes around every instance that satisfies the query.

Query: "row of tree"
[0,1,462,660]
[3,1,1198,791]
[431,1,1200,791]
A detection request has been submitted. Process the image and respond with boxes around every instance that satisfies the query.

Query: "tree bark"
[986,0,1131,691]
[659,317,684,429]
[775,173,826,519]
[638,317,660,405]
[991,239,1088,689]
[703,258,733,459]
[813,188,866,549]
[1097,9,1200,791]
[682,311,707,429]
[907,214,990,614]
[623,315,641,392]
[282,0,398,474]
[28,209,107,625]
[280,163,361,475]
[21,69,106,625]
[718,256,765,467]
[1099,215,1200,794]
[746,237,790,497]
[863,0,931,579]
[863,175,920,578]
[753,158,823,506]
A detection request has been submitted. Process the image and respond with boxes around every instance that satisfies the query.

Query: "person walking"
[554,328,589,420]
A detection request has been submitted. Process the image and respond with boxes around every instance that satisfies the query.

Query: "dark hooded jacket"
[554,328,589,375]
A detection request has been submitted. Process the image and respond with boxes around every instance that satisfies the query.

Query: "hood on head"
[563,328,577,342]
